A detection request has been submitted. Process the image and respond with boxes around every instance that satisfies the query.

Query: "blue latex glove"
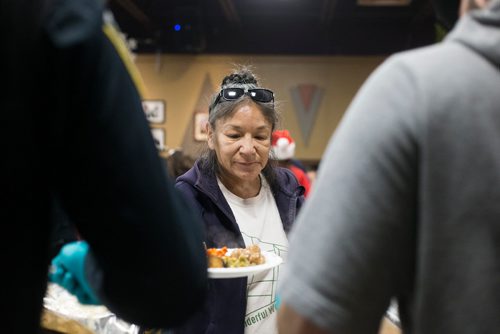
[275,294,281,310]
[49,241,101,305]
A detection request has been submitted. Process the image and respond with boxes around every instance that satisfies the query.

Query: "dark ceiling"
[108,0,438,56]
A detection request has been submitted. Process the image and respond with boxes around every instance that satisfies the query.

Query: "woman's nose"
[239,136,256,154]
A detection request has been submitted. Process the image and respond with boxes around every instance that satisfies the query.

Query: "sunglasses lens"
[219,88,274,104]
[222,88,244,100]
[249,89,274,102]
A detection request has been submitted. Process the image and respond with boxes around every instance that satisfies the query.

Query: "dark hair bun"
[221,69,258,87]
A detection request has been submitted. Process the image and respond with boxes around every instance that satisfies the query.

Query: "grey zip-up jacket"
[280,2,500,333]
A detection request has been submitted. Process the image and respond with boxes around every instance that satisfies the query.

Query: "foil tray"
[43,283,140,334]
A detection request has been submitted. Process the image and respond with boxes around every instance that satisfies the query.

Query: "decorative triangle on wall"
[290,84,324,146]
[180,73,215,159]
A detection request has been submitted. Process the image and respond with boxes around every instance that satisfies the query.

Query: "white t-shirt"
[218,176,288,334]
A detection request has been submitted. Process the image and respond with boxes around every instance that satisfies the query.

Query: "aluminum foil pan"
[43,283,140,334]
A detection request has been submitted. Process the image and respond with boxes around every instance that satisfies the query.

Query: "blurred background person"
[278,0,500,333]
[0,0,207,332]
[173,67,305,334]
[271,129,312,197]
[166,148,196,180]
[306,163,319,190]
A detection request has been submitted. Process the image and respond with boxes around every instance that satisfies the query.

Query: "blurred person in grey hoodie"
[278,0,500,333]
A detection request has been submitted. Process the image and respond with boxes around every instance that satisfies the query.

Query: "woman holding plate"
[173,66,305,334]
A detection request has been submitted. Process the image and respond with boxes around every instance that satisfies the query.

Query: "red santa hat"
[271,130,296,160]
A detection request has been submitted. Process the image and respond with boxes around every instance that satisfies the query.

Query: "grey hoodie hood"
[446,0,500,65]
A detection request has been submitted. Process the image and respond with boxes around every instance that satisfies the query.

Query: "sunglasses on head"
[213,88,274,107]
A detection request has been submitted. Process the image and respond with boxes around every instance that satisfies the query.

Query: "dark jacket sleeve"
[45,1,207,328]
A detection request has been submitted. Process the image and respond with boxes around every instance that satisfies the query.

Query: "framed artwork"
[142,100,166,124]
[151,128,166,151]
[194,112,209,141]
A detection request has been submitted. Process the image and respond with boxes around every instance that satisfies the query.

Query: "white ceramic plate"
[208,251,283,279]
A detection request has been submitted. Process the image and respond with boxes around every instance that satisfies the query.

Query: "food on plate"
[207,246,227,268]
[206,244,266,268]
[207,256,224,268]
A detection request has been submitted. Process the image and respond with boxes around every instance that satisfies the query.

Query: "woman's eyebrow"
[224,124,270,131]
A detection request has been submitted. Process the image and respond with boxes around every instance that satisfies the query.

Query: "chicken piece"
[248,244,261,254]
[247,244,266,265]
[207,255,224,268]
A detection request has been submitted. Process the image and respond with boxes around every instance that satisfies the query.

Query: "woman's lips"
[235,161,259,169]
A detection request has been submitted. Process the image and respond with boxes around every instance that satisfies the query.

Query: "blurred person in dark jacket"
[0,1,207,332]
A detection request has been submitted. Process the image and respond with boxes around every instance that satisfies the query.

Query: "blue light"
[174,24,181,31]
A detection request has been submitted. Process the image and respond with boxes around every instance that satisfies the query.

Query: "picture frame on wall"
[142,100,166,124]
[151,128,166,151]
[194,112,209,142]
